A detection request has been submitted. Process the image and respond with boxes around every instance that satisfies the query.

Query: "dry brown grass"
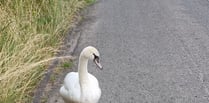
[0,0,90,102]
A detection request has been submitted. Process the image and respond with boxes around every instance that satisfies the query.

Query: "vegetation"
[0,0,93,102]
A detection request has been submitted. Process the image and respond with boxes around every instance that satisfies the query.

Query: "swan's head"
[81,46,103,69]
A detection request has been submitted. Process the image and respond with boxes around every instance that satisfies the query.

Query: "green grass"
[61,61,73,69]
[85,0,96,5]
[0,0,92,102]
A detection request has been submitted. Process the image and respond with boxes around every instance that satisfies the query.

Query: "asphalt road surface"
[48,0,209,103]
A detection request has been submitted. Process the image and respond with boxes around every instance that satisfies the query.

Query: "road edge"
[32,17,82,103]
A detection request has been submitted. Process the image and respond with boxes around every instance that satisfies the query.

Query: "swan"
[60,46,103,103]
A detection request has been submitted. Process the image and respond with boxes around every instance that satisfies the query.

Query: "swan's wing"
[88,73,100,87]
[60,72,80,102]
[86,73,102,102]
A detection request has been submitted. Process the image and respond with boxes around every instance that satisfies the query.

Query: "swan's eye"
[93,53,99,60]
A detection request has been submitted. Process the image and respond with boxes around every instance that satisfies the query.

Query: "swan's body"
[60,46,102,103]
[60,72,101,103]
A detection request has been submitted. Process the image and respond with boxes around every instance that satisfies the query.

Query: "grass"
[61,61,73,69]
[0,0,94,102]
[85,0,96,5]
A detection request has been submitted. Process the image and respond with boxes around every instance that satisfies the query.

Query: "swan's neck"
[78,55,92,102]
[78,56,89,85]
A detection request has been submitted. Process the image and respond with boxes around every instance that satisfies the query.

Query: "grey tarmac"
[47,0,209,103]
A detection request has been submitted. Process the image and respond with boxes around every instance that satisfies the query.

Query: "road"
[48,0,209,103]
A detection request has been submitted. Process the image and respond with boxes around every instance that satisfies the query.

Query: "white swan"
[60,46,103,103]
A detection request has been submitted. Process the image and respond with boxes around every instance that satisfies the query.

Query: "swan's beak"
[94,58,103,70]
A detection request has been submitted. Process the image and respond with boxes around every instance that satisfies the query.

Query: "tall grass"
[0,0,87,102]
